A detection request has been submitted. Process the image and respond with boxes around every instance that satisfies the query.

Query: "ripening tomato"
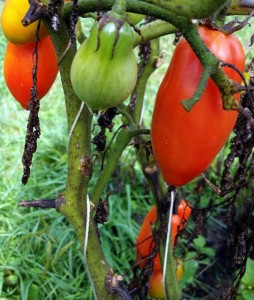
[148,270,164,299]
[136,203,191,271]
[136,206,161,271]
[177,199,192,229]
[1,0,48,45]
[148,260,184,299]
[4,36,58,109]
[151,26,245,187]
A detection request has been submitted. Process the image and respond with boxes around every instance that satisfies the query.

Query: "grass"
[1,4,254,300]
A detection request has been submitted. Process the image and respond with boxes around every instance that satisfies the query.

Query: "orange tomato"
[4,36,58,109]
[136,203,191,271]
[177,199,192,229]
[136,207,161,271]
[1,0,48,45]
[148,270,164,299]
[148,261,184,299]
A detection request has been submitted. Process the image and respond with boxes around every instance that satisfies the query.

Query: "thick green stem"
[43,16,117,300]
[43,17,91,245]
[63,0,228,19]
[181,62,218,111]
[178,22,239,111]
[90,127,150,206]
[131,39,160,124]
[159,236,181,300]
[229,0,254,14]
[212,0,231,27]
[133,20,177,47]
[112,0,127,15]
[141,0,228,18]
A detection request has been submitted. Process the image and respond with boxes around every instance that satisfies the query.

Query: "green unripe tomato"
[70,17,138,111]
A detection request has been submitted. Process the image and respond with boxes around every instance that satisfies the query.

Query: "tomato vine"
[4,0,254,299]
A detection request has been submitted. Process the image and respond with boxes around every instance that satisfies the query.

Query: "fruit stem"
[112,0,127,16]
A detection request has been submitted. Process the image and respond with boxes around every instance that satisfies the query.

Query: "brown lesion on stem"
[19,194,65,211]
[22,0,50,26]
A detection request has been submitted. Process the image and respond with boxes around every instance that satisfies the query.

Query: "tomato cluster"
[136,200,191,298]
[1,0,58,109]
[151,26,245,187]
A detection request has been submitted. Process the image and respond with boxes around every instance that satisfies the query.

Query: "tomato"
[177,199,192,229]
[151,26,245,187]
[148,260,184,299]
[136,203,191,271]
[1,0,48,45]
[136,206,161,271]
[4,36,58,109]
[148,270,164,299]
[171,214,181,246]
[175,259,184,281]
[70,14,138,111]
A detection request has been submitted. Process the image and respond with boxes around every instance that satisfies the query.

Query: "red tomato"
[171,214,181,246]
[177,199,192,229]
[136,203,191,270]
[4,36,58,109]
[151,26,245,186]
[136,206,161,271]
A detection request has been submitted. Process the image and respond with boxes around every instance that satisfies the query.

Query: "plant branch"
[133,20,177,47]
[90,126,150,206]
[181,62,218,111]
[42,13,119,300]
[140,0,228,18]
[130,38,161,124]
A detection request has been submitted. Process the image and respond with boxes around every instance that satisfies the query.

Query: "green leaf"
[53,241,74,265]
[193,236,206,248]
[242,259,254,287]
[242,289,254,300]
[201,247,216,258]
[179,260,198,288]
[28,284,39,300]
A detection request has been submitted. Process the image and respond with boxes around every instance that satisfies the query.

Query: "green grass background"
[0,2,254,299]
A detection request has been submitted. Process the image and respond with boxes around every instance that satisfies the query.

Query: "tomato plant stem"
[112,0,127,15]
[43,15,120,300]
[133,20,177,48]
[131,39,160,125]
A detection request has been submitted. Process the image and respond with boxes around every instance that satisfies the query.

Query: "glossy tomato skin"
[1,0,48,45]
[136,206,162,271]
[151,26,245,186]
[4,36,58,109]
[70,18,137,111]
[148,270,164,299]
[177,199,192,229]
[136,203,191,271]
[148,260,184,299]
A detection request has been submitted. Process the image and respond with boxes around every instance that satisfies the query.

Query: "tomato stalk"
[141,0,228,18]
[41,14,121,300]
[175,21,241,112]
[90,126,150,206]
[131,39,160,125]
[111,0,127,16]
[133,20,177,48]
